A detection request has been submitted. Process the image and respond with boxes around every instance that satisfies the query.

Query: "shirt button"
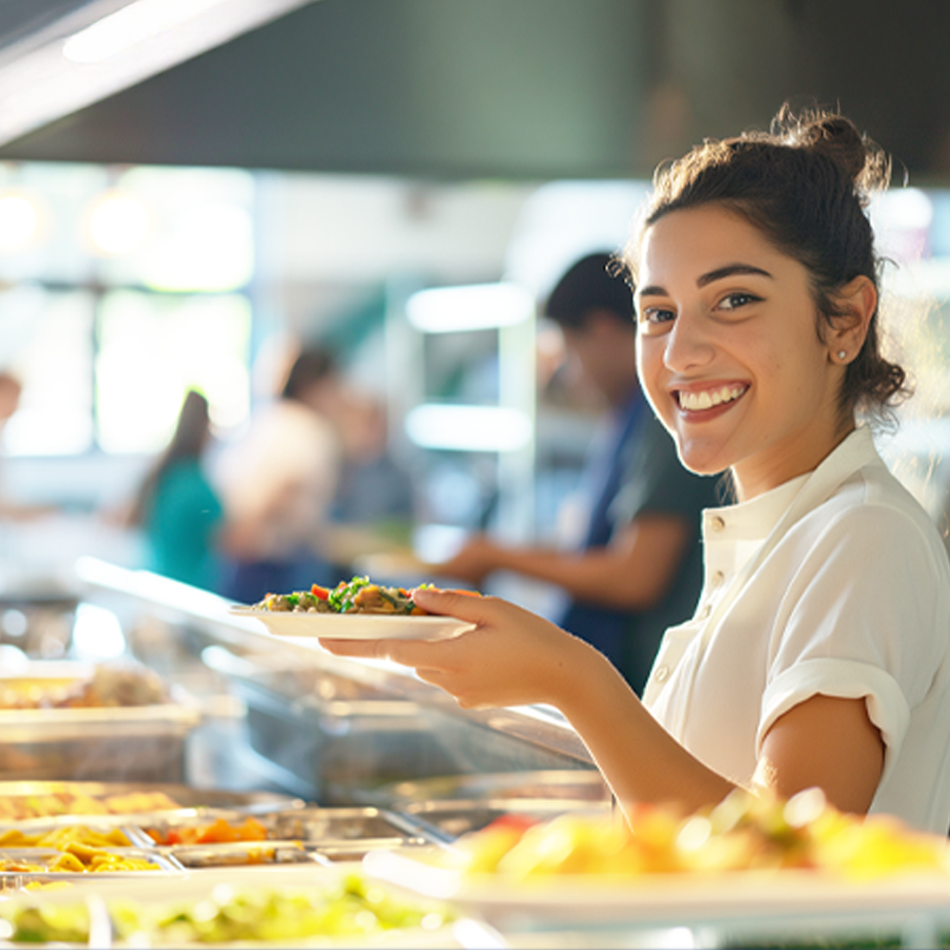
[711,570,725,587]
[709,515,726,532]
[698,604,712,620]
[654,665,670,684]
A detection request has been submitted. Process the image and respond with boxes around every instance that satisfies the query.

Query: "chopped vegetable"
[251,576,449,616]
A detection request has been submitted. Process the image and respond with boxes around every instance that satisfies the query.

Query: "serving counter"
[1,559,949,949]
[70,558,603,807]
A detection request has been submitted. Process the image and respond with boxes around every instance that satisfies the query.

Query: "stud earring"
[837,350,847,360]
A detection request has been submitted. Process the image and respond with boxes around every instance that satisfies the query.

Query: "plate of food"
[362,790,950,934]
[230,576,477,642]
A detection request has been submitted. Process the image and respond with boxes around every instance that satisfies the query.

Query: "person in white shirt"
[215,347,342,603]
[320,106,950,834]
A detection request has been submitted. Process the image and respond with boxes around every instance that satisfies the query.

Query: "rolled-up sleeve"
[759,658,910,784]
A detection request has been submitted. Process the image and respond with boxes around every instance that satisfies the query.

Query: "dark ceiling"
[0,0,93,52]
[1,0,949,184]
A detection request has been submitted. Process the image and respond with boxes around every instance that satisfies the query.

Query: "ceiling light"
[405,404,533,452]
[63,0,230,64]
[0,193,38,250]
[87,191,151,255]
[406,282,534,334]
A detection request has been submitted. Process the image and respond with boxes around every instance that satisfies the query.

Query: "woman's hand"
[317,587,592,710]
[319,586,740,816]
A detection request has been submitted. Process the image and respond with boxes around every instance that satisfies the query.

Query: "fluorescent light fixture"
[0,0,320,147]
[405,404,532,452]
[406,282,534,334]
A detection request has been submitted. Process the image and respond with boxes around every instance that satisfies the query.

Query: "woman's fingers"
[317,634,453,668]
[412,586,525,624]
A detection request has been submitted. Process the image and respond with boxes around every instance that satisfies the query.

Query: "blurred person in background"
[426,252,720,694]
[127,389,224,591]
[325,390,415,571]
[214,346,342,603]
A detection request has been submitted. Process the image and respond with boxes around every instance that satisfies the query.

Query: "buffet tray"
[0,846,183,877]
[0,865,460,949]
[0,781,304,825]
[394,797,613,842]
[0,662,201,782]
[129,806,431,860]
[364,769,613,807]
[0,804,446,887]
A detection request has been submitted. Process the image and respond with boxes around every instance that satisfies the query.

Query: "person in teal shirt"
[129,390,224,591]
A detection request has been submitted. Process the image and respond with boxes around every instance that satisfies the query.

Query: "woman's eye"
[718,292,760,312]
[638,307,675,329]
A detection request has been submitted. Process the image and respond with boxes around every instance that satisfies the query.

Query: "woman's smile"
[674,382,749,414]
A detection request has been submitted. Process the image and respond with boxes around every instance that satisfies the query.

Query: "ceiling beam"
[0,0,320,147]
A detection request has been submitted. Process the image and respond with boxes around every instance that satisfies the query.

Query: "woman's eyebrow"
[697,263,773,287]
[636,263,774,301]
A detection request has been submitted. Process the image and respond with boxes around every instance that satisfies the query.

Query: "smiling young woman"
[320,106,950,835]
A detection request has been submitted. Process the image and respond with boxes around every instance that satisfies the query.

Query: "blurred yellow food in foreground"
[451,789,950,880]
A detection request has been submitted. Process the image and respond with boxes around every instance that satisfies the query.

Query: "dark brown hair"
[627,104,908,425]
[129,389,211,526]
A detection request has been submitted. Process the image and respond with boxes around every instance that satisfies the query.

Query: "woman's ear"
[828,276,877,364]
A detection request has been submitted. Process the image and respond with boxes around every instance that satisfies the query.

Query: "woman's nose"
[663,309,714,372]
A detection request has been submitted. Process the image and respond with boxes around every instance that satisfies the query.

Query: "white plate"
[362,850,950,932]
[229,607,474,642]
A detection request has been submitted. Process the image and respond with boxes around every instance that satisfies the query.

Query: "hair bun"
[802,115,867,180]
[772,105,891,192]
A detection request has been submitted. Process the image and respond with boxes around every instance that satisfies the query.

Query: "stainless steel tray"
[128,806,434,859]
[365,769,613,806]
[394,796,613,842]
[167,841,327,869]
[0,846,183,875]
[0,703,200,742]
[267,805,423,843]
[0,781,304,825]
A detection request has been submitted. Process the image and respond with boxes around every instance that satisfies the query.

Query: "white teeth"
[678,385,746,411]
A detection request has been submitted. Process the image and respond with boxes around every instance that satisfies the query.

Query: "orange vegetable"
[148,816,269,846]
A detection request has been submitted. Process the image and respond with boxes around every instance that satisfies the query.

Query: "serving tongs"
[86,895,113,949]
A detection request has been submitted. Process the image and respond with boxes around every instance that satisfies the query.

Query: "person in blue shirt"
[428,252,720,693]
[129,390,224,591]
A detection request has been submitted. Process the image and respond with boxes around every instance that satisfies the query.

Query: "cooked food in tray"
[0,848,164,874]
[0,782,301,822]
[0,824,133,849]
[0,823,169,874]
[0,871,454,945]
[143,815,269,846]
[250,575,433,615]
[0,789,183,822]
[140,808,426,860]
[0,661,170,710]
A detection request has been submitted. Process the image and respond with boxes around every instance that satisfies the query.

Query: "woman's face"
[635,204,849,501]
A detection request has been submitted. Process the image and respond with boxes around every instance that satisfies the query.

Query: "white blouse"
[643,427,950,833]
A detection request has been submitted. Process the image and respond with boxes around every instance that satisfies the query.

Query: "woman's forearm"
[556,643,737,817]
